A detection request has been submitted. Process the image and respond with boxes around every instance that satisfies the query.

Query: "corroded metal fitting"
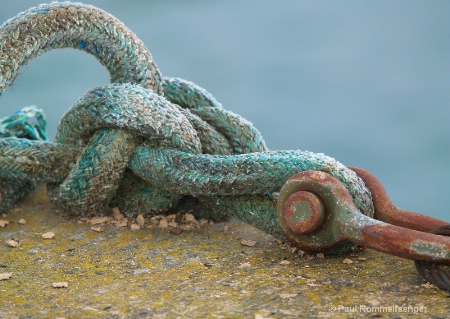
[282,191,325,235]
[277,169,450,290]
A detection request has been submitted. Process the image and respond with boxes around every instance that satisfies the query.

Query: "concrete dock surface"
[1,185,449,318]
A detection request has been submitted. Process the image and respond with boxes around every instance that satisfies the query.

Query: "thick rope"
[0,2,161,93]
[0,2,374,241]
[0,106,47,209]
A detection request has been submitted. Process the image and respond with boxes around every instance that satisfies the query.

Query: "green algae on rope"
[0,2,373,248]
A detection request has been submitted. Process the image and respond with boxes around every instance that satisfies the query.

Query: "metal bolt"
[282,191,325,234]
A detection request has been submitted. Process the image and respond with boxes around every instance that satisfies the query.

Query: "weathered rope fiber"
[0,2,374,242]
[0,2,161,94]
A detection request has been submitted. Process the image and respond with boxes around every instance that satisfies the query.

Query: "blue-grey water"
[1,1,449,221]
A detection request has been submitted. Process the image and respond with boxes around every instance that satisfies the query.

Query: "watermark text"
[328,304,427,315]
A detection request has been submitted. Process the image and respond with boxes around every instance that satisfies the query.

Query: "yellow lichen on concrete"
[0,185,449,318]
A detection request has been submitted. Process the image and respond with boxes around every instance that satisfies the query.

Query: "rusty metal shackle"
[277,170,450,291]
[351,167,450,292]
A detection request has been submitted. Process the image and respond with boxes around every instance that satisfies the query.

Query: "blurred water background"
[1,1,449,220]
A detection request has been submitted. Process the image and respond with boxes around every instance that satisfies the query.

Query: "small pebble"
[130,223,140,230]
[6,239,20,248]
[241,239,257,247]
[421,282,438,289]
[184,213,195,222]
[280,260,291,265]
[135,214,145,227]
[0,273,13,281]
[91,226,103,232]
[159,219,168,228]
[306,279,321,287]
[116,220,128,227]
[166,214,177,221]
[169,227,184,235]
[343,258,353,264]
[90,216,108,225]
[316,253,325,259]
[181,224,194,230]
[168,221,178,228]
[112,207,124,221]
[52,282,69,288]
[367,299,380,306]
[279,293,297,299]
[0,220,9,228]
[18,219,27,225]
[42,232,55,239]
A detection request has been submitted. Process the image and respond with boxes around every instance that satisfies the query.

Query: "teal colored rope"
[0,106,47,208]
[0,3,374,243]
[0,106,46,140]
[0,2,161,93]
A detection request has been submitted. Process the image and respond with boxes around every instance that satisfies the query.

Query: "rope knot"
[46,79,269,215]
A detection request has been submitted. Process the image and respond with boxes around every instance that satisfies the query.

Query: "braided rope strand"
[162,77,268,154]
[0,1,161,93]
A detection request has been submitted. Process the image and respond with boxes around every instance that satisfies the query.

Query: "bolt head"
[282,191,325,234]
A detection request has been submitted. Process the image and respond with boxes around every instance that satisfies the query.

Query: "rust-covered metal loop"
[350,166,450,290]
[277,170,374,254]
[414,225,450,292]
[349,167,448,232]
[277,171,450,265]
